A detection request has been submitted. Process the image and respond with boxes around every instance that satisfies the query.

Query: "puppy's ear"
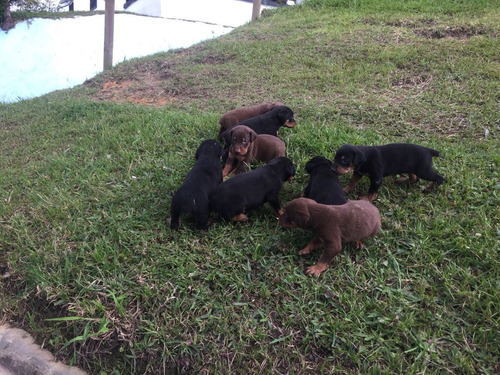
[286,199,311,227]
[286,160,296,179]
[248,128,257,142]
[292,207,310,227]
[221,129,231,146]
[353,147,366,165]
[305,159,315,174]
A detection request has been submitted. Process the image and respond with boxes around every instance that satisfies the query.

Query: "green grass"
[1,0,499,374]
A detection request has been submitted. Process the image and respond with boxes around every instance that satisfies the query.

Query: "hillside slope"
[1,1,499,374]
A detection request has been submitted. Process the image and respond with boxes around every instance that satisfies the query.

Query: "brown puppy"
[279,198,381,277]
[222,125,286,177]
[218,101,284,140]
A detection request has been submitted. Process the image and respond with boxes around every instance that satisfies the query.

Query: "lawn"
[1,0,499,373]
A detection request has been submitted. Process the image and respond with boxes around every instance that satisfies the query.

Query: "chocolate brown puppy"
[222,125,286,177]
[303,156,347,205]
[218,101,284,140]
[170,139,223,230]
[210,157,295,223]
[220,105,296,163]
[332,143,444,201]
[279,198,380,277]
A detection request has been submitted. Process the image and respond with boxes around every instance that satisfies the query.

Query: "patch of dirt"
[193,53,236,65]
[391,71,433,89]
[367,19,490,41]
[414,25,488,40]
[384,18,438,28]
[95,80,178,106]
[86,48,234,107]
[361,17,438,29]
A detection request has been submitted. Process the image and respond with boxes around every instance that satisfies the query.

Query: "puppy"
[332,143,444,201]
[279,198,380,277]
[303,156,347,205]
[220,105,296,143]
[170,139,223,230]
[218,101,284,140]
[210,157,295,222]
[220,105,296,163]
[222,125,286,177]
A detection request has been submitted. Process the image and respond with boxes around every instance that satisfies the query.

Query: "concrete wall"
[124,0,162,17]
[67,0,126,12]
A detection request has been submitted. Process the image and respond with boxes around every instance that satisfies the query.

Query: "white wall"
[124,0,162,17]
[64,0,126,12]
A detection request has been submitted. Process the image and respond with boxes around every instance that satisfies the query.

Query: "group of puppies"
[170,102,445,277]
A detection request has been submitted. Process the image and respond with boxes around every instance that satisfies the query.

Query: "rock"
[0,324,86,375]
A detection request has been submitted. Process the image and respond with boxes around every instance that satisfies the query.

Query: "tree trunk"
[2,0,15,31]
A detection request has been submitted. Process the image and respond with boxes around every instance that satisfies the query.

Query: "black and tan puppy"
[170,139,223,230]
[220,105,296,142]
[210,157,295,222]
[332,143,444,201]
[303,156,347,205]
[218,101,284,140]
[222,125,286,177]
[279,198,380,277]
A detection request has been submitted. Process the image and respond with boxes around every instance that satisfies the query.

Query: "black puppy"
[332,143,444,201]
[303,156,347,205]
[210,157,295,222]
[170,139,223,230]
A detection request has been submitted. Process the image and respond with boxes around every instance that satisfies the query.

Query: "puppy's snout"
[285,118,296,128]
[333,164,351,175]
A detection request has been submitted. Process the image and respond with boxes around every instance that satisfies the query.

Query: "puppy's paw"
[359,193,377,202]
[232,213,248,222]
[355,240,365,249]
[305,264,327,278]
[395,174,418,184]
[169,218,180,230]
[298,247,311,256]
[395,176,410,183]
[422,183,436,194]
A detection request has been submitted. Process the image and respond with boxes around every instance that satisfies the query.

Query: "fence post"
[252,0,261,21]
[103,0,115,70]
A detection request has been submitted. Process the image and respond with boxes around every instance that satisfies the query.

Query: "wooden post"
[252,0,261,21]
[103,0,115,70]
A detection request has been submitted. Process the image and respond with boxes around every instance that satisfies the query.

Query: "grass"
[1,0,499,373]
